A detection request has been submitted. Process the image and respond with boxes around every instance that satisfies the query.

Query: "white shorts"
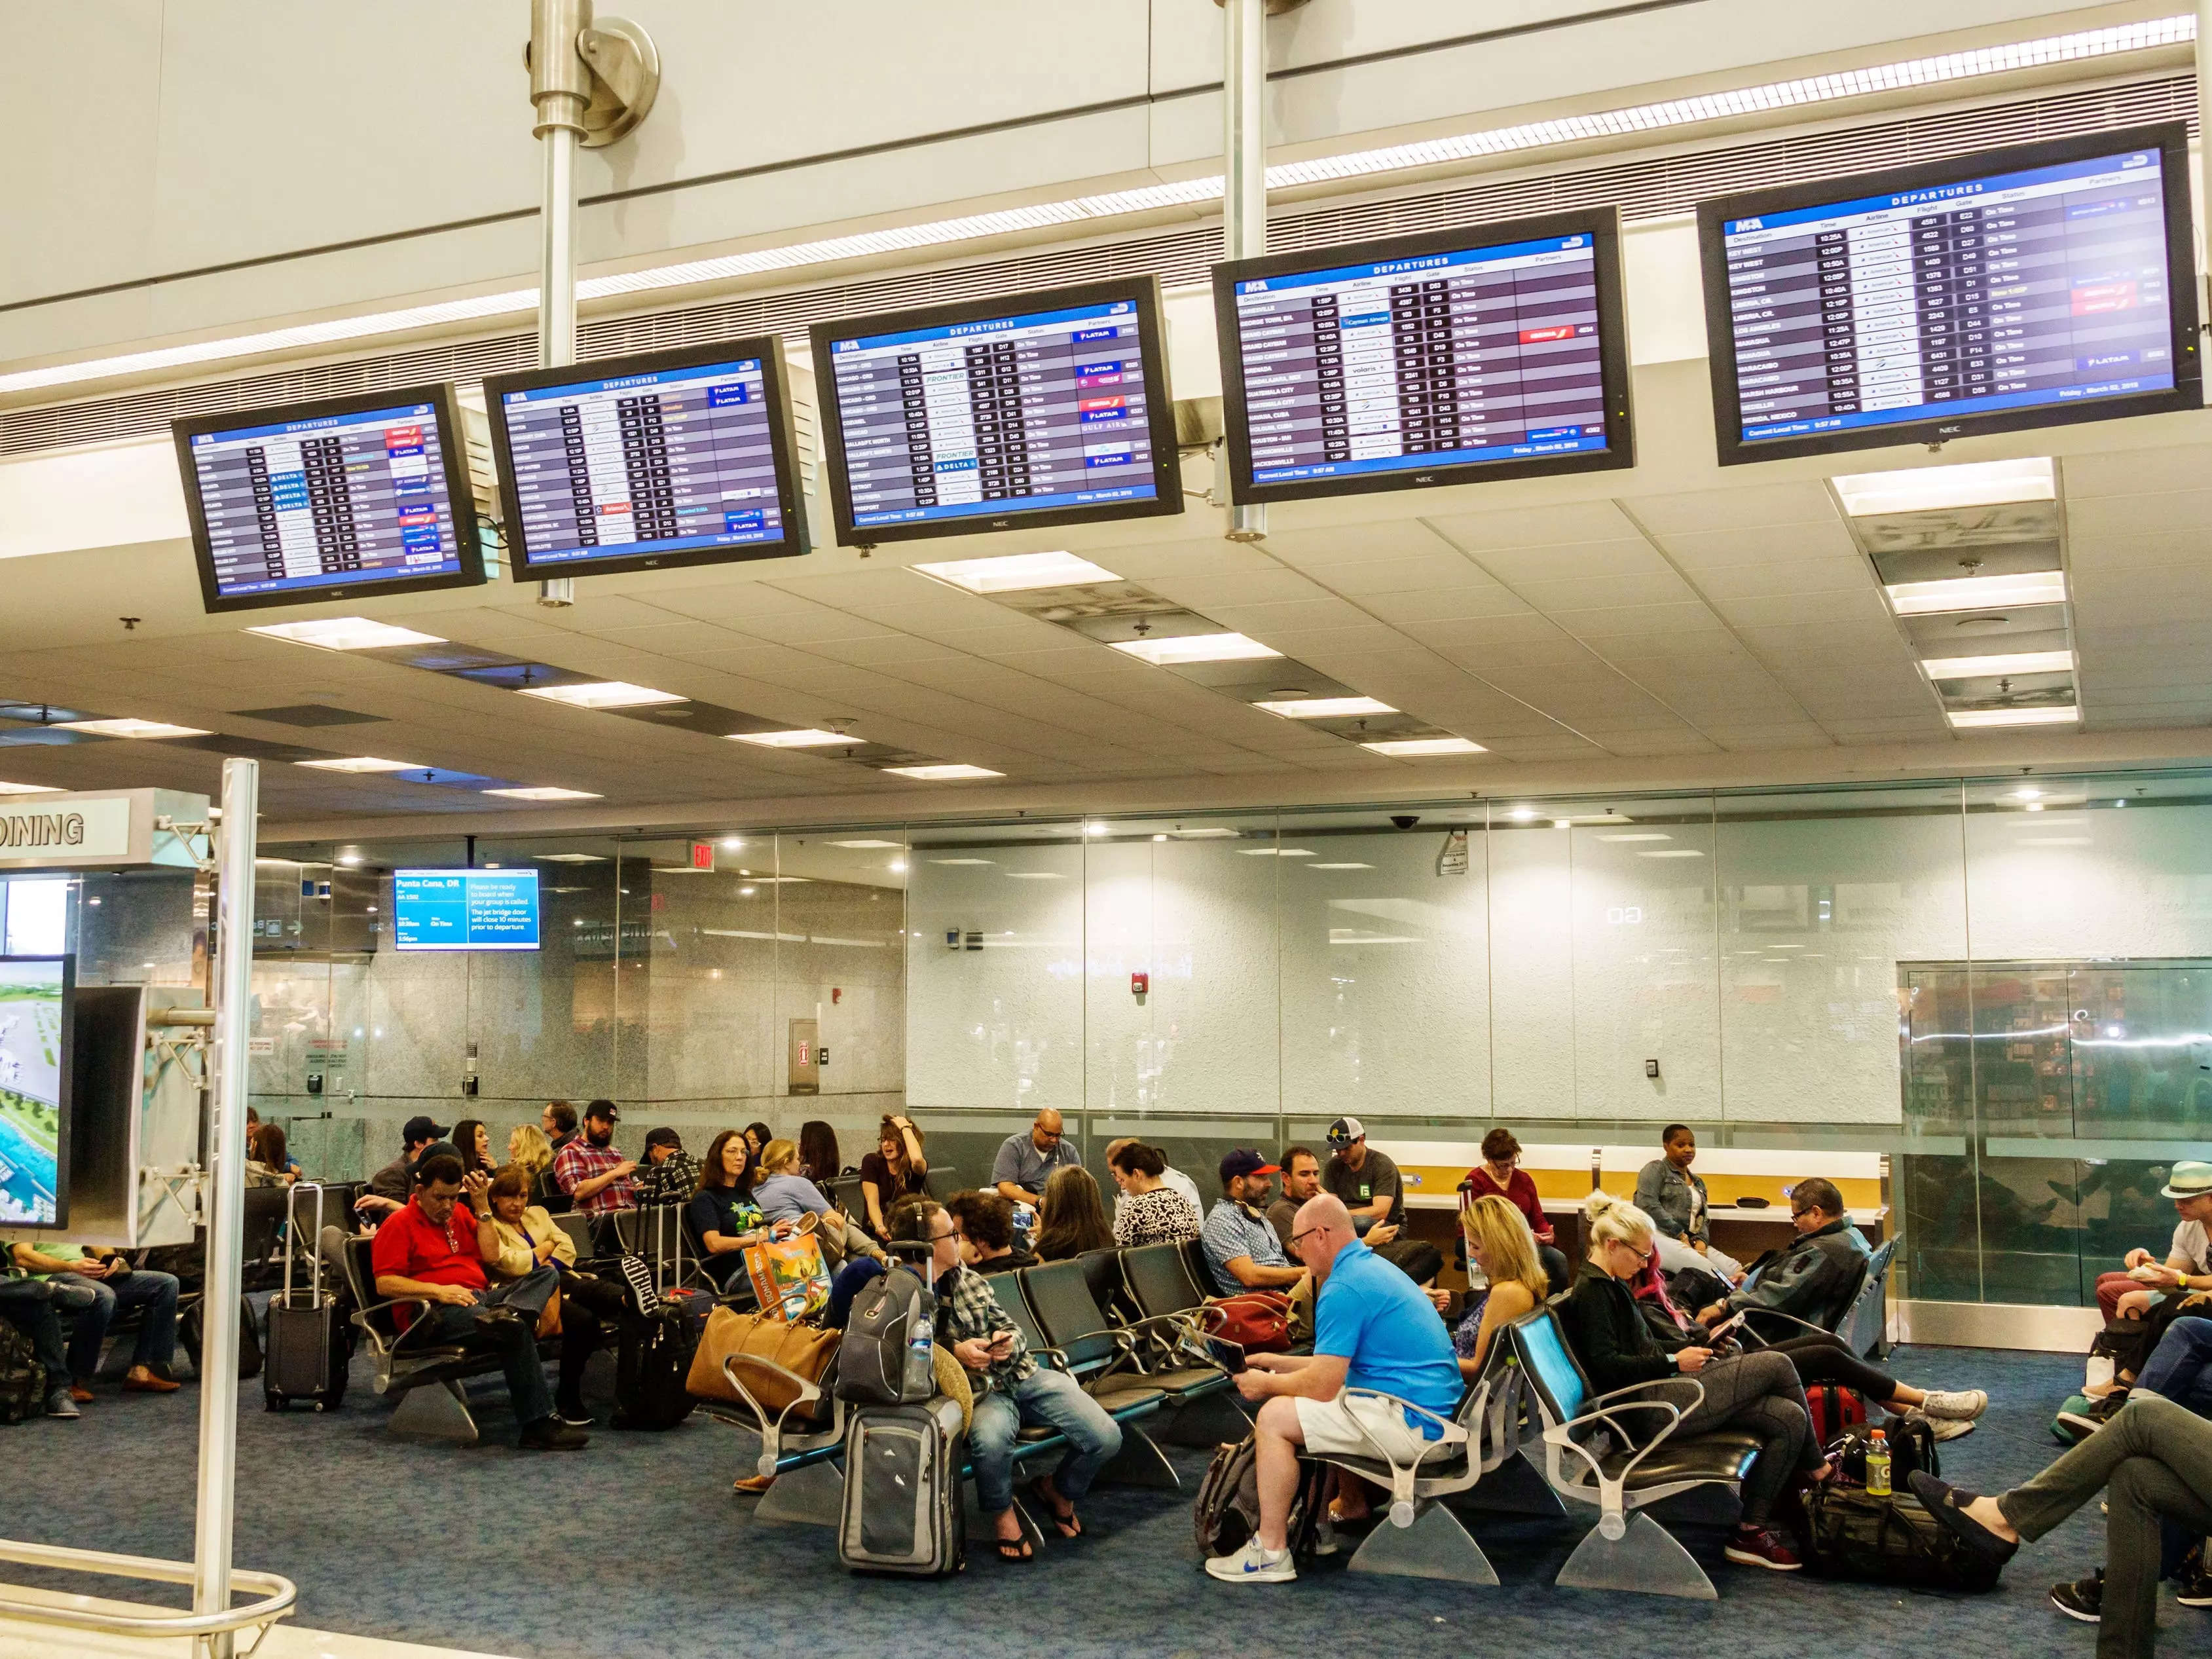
[1295,1392,1440,1466]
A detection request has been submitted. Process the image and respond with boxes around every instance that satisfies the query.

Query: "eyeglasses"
[1289,1225,1326,1252]
[1610,1237,1653,1261]
[1035,1128,1063,1140]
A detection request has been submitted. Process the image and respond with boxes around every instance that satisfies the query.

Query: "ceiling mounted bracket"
[577,18,661,147]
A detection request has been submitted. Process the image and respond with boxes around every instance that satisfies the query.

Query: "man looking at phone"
[553,1100,637,1224]
[9,1240,181,1399]
[1695,1177,1868,1332]
[2094,1160,2212,1322]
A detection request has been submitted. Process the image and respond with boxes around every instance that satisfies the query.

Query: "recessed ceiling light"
[2011,786,2044,801]
[1599,832,1674,842]
[335,852,363,867]
[1832,457,2055,516]
[293,756,422,773]
[913,551,1122,593]
[1151,834,1168,842]
[1238,847,1315,857]
[1251,696,1399,718]
[1308,862,1375,870]
[56,718,210,739]
[1110,632,1281,666]
[1553,819,1573,830]
[538,853,606,863]
[930,857,996,866]
[1083,821,1109,836]
[244,618,447,651]
[1887,572,2067,615]
[517,681,685,710]
[1948,705,2080,728]
[1639,849,1708,858]
[0,781,58,794]
[889,859,908,872]
[1509,807,1538,823]
[1172,827,1240,838]
[728,729,852,749]
[483,786,604,800]
[1921,650,2076,679]
[2025,801,2046,813]
[1006,870,1065,880]
[832,839,904,849]
[739,885,756,896]
[719,836,745,850]
[1359,736,1486,757]
[883,763,1005,781]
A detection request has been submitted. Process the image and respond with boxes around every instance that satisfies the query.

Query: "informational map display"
[392,870,542,953]
[0,956,70,1227]
[812,279,1182,543]
[175,385,483,611]
[1702,126,2201,462]
[485,340,809,579]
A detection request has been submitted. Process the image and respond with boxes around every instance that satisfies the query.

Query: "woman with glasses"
[1462,1127,1566,1292]
[1557,1191,1832,1573]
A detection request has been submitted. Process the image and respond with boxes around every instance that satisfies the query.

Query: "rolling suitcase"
[265,1183,349,1412]
[839,1394,967,1576]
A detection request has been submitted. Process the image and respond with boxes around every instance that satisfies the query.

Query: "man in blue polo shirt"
[1207,1194,1461,1584]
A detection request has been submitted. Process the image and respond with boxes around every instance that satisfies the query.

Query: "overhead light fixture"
[1599,832,1674,842]
[728,728,853,749]
[831,839,904,849]
[517,681,684,710]
[2026,801,2046,813]
[1553,819,1573,830]
[913,551,1122,593]
[482,785,604,800]
[2011,785,2044,801]
[1640,849,1708,858]
[1110,633,1281,666]
[1083,821,1109,836]
[719,836,744,850]
[1359,736,1487,757]
[1922,650,2076,679]
[1833,457,2055,516]
[335,852,363,867]
[1238,847,1315,857]
[930,857,996,866]
[883,763,1005,781]
[739,885,757,896]
[1151,834,1168,843]
[1948,706,2080,728]
[0,781,58,794]
[55,718,210,739]
[293,756,422,774]
[1171,827,1240,838]
[1253,696,1398,718]
[1509,807,1538,823]
[1308,862,1375,870]
[1886,572,2067,615]
[889,859,908,872]
[1006,870,1065,880]
[538,853,606,863]
[244,618,447,651]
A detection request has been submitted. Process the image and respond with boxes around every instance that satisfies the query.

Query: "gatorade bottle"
[1864,1428,1892,1497]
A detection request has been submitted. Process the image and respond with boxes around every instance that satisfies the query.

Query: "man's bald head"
[1031,1108,1065,1153]
[1292,1193,1356,1277]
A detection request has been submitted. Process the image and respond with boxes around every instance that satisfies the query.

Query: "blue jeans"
[968,1366,1122,1516]
[48,1269,179,1380]
[413,1289,555,1429]
[0,1277,71,1389]
[2137,1315,2212,1418]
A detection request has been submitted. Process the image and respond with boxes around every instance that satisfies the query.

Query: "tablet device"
[1206,1335,1249,1375]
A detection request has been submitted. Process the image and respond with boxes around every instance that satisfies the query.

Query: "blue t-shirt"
[752,1172,834,1224]
[1314,1239,1463,1436]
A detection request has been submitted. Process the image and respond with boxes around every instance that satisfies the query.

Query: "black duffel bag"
[1826,1414,1940,1485]
[1799,1484,2000,1593]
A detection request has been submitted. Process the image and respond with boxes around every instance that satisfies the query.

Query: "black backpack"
[1799,1484,1999,1592]
[1193,1433,1330,1563]
[835,1265,936,1407]
[0,1318,43,1425]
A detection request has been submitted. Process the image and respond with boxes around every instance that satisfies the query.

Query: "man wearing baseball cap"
[2097,1159,2212,1325]
[1200,1150,1306,1298]
[1321,1117,1405,1240]
[553,1099,638,1228]
[356,1115,451,1221]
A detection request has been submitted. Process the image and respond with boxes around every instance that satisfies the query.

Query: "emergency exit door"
[787,1017,819,1096]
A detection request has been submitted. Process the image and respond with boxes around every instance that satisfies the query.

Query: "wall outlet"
[1644,1058,1661,1079]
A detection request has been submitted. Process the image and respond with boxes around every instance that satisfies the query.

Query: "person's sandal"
[731,1474,775,1495]
[995,1535,1035,1563]
[1030,1477,1083,1538]
[1908,1471,2019,1569]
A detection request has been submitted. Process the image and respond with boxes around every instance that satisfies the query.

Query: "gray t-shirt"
[1324,1147,1405,1228]
[991,1131,1080,1197]
[2174,1218,2209,1276]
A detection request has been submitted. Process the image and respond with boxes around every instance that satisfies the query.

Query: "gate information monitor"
[174,384,484,612]
[1701,123,2201,464]
[811,277,1183,544]
[392,869,542,953]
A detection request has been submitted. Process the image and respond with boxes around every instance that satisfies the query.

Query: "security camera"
[1390,815,1420,830]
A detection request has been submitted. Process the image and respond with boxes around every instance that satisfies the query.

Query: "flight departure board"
[1701,124,2201,464]
[484,338,809,580]
[811,277,1183,545]
[174,384,483,613]
[1214,211,1634,503]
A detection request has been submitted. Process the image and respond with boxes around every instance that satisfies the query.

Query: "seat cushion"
[1600,1427,1760,1488]
[1319,1448,1469,1485]
[1087,1377,1166,1413]
[1142,1364,1229,1398]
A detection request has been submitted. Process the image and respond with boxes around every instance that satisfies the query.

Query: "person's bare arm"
[1463,1281,1534,1377]
[375,1273,476,1307]
[11,1244,96,1275]
[1235,1352,1348,1402]
[1222,1254,1306,1290]
[995,1180,1041,1205]
[863,1181,889,1237]
[1344,1193,1393,1225]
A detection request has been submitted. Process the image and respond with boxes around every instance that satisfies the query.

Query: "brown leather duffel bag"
[686,1305,840,1413]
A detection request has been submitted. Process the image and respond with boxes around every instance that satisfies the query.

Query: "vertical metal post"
[191,757,259,1659]
[2198,0,2212,315]
[1221,0,1269,544]
[531,0,590,607]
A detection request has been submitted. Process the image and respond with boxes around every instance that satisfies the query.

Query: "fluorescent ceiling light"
[1253,696,1399,718]
[1833,457,2055,517]
[889,859,908,872]
[1171,827,1240,838]
[538,853,606,863]
[1083,821,1109,836]
[1238,847,1315,857]
[719,836,744,850]
[483,786,604,800]
[8,19,2184,398]
[1886,571,2067,615]
[1921,650,2076,679]
[1509,807,1538,823]
[1639,849,1708,858]
[883,763,1004,781]
[831,839,904,849]
[1110,632,1281,666]
[335,853,363,867]
[1948,705,2080,728]
[0,781,58,794]
[1308,862,1375,870]
[1599,832,1674,842]
[914,551,1122,593]
[1360,736,1487,757]
[517,681,684,710]
[930,857,996,865]
[244,618,447,651]
[56,718,209,739]
[1006,870,1065,880]
[728,728,851,749]
[293,756,422,774]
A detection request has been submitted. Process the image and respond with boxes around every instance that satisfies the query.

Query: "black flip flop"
[995,1536,1035,1563]
[1031,1477,1084,1538]
[1909,1471,2019,1570]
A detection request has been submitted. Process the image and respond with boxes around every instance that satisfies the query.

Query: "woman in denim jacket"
[1634,1125,1744,1281]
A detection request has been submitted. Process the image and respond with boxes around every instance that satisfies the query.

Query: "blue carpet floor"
[1,1339,2201,1658]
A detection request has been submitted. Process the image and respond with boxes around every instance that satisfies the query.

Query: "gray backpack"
[834,1264,936,1406]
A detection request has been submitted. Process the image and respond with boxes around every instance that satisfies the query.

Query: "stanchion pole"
[1221,0,1270,544]
[531,0,589,608]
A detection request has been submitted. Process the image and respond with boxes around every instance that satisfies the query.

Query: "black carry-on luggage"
[839,1394,967,1576]
[265,1182,350,1412]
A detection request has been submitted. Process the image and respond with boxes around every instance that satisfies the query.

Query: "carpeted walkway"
[0,1339,2199,1658]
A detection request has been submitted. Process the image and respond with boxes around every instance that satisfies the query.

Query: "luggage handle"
[284,1182,330,1305]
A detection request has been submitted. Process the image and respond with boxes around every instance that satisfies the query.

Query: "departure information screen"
[1719,145,2180,445]
[491,355,796,572]
[182,398,473,604]
[820,294,1168,532]
[1225,232,1614,485]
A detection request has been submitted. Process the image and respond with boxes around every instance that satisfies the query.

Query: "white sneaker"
[1920,1389,1987,1421]
[1925,1415,1977,1442]
[1206,1538,1298,1584]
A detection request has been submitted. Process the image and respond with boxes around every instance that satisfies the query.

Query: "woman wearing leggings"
[1558,1191,1832,1573]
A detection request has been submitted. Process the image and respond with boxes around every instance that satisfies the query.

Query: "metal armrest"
[1338,1385,1478,1523]
[720,1354,841,1479]
[348,1297,437,1360]
[1540,1377,1706,1527]
[1737,1306,1831,1343]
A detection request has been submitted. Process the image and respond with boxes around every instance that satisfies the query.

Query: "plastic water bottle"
[1864,1428,1891,1497]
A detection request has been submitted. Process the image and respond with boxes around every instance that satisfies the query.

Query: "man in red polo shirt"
[371,1153,586,1451]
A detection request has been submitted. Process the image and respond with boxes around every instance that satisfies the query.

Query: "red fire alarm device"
[1131,971,1149,996]
[690,842,715,871]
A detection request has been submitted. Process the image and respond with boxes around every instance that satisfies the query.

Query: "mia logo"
[0,811,85,849]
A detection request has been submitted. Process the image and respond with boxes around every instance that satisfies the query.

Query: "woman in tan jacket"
[477,1164,627,1428]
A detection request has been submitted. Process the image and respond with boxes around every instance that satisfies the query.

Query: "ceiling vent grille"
[0,73,2190,458]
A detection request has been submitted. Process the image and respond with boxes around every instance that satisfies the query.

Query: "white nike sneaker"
[1921,1389,1988,1420]
[1206,1538,1298,1583]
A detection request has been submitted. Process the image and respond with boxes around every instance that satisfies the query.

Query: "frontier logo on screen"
[392,868,542,953]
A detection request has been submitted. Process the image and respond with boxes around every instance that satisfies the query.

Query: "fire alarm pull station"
[1131,972,1149,996]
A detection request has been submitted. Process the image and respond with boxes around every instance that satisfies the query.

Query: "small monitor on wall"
[1699,122,2202,465]
[0,954,73,1228]
[483,339,811,580]
[1211,209,1636,504]
[391,869,542,953]
[810,276,1183,544]
[173,384,485,612]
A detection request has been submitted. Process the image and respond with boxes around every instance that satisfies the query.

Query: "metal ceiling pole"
[531,0,591,608]
[2199,0,2211,316]
[1221,0,1270,544]
[189,756,259,1659]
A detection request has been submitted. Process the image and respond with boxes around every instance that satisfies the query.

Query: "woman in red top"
[1464,1128,1569,1294]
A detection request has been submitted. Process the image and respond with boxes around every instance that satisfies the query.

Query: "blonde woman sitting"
[1433,1193,1552,1379]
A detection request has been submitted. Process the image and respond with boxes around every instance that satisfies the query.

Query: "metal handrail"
[0,1537,296,1641]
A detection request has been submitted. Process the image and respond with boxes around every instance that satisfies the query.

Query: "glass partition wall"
[253,768,2212,1311]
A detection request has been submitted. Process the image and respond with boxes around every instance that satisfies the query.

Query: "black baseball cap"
[1219,1149,1280,1185]
[402,1114,450,1146]
[583,1098,621,1123]
[643,1126,683,1151]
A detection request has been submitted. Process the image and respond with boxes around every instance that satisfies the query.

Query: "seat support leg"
[1096,1423,1180,1491]
[1347,1497,1500,1586]
[386,1379,480,1445]
[1158,1389,1252,1448]
[754,1457,844,1527]
[1556,1510,1716,1599]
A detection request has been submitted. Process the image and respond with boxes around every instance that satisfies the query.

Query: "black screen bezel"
[172,382,487,614]
[0,952,73,1230]
[1211,206,1636,505]
[483,335,813,580]
[809,274,1185,546]
[1698,121,2203,466]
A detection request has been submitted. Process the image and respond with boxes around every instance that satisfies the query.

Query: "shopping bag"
[747,1232,832,1321]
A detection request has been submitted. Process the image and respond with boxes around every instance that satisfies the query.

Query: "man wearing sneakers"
[1206,1195,1460,1585]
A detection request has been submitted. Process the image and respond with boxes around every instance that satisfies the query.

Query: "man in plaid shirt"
[553,1100,637,1220]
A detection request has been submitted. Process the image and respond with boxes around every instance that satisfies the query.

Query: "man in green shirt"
[9,1241,181,1398]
